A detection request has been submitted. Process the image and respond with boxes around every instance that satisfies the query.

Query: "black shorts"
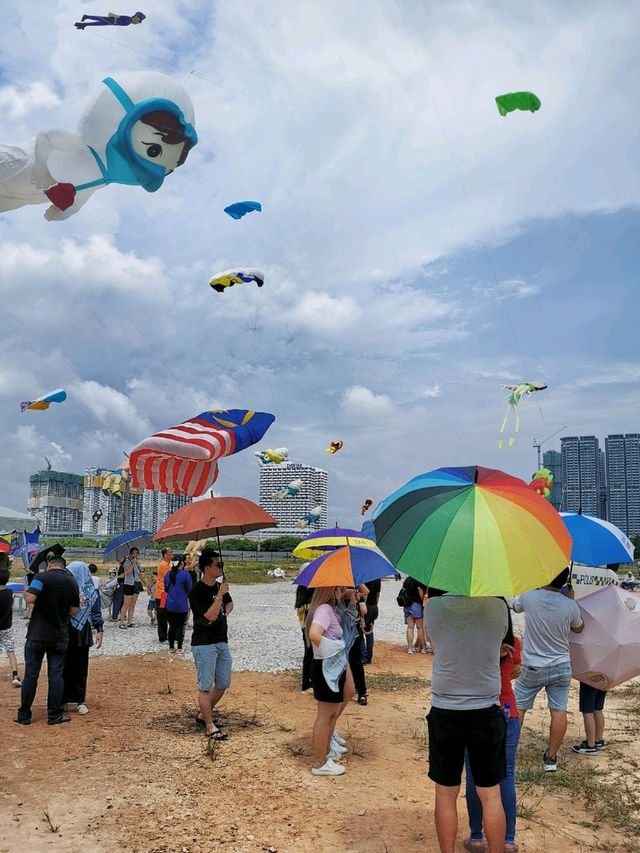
[578,682,607,713]
[123,584,135,596]
[310,659,346,703]
[427,705,506,788]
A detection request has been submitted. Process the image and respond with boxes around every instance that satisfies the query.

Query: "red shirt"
[500,636,521,717]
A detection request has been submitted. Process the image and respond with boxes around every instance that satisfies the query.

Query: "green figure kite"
[498,381,547,448]
[495,92,541,116]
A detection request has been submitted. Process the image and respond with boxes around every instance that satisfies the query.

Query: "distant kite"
[224,201,262,219]
[495,92,541,116]
[255,447,289,466]
[272,478,303,501]
[361,498,373,516]
[129,409,275,496]
[209,269,264,293]
[530,468,554,499]
[498,381,547,448]
[20,388,67,412]
[326,441,343,454]
[295,506,323,528]
[75,12,146,29]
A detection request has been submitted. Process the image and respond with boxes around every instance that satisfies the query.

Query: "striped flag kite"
[129,408,275,497]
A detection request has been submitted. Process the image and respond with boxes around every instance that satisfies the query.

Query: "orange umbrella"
[153,497,277,553]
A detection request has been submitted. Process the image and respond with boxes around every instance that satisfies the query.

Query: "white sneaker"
[332,730,346,746]
[326,749,344,761]
[407,648,414,655]
[77,704,89,715]
[330,738,347,754]
[12,675,21,687]
[311,758,345,776]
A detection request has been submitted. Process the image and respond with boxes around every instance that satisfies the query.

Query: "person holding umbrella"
[189,549,232,740]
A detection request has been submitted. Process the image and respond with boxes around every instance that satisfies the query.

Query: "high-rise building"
[27,470,84,533]
[141,490,192,532]
[605,434,640,537]
[258,462,328,535]
[542,450,562,512]
[82,468,144,536]
[560,436,602,516]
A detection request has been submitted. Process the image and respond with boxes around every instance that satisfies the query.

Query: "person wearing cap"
[75,12,146,29]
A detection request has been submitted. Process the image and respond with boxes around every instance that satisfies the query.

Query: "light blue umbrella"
[103,530,152,563]
[560,512,634,567]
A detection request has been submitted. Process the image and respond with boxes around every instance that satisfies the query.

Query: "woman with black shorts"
[306,586,355,777]
[119,547,142,628]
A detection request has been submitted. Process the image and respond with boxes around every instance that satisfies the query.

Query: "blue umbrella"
[560,512,634,567]
[103,530,153,563]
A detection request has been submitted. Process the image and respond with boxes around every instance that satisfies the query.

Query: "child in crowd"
[0,563,22,686]
[147,571,158,626]
[88,563,101,589]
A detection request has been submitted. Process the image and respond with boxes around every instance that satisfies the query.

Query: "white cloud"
[0,81,61,120]
[423,385,441,398]
[13,424,71,465]
[289,292,362,332]
[340,386,396,419]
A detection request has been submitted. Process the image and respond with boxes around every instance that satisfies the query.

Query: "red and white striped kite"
[129,408,275,497]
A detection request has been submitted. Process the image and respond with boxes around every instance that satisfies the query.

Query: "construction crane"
[532,426,567,470]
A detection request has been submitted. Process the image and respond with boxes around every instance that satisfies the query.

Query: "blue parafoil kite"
[295,505,323,528]
[224,201,262,219]
[20,388,67,412]
[0,71,197,220]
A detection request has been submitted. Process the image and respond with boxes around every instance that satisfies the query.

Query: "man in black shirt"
[189,549,233,740]
[16,556,79,725]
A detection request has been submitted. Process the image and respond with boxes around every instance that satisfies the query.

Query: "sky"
[0,0,639,530]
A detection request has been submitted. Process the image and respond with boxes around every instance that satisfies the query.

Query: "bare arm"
[570,622,584,634]
[24,592,36,606]
[308,623,325,646]
[69,606,79,616]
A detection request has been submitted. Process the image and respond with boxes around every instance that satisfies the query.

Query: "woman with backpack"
[398,576,428,654]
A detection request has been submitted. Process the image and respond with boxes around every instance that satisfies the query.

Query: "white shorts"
[0,626,16,653]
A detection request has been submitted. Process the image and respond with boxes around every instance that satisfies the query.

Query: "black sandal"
[206,728,227,740]
[358,695,368,706]
[195,715,223,727]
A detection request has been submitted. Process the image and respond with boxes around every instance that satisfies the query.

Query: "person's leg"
[119,594,131,626]
[111,585,123,620]
[301,630,313,691]
[167,611,178,649]
[127,593,139,624]
[582,711,596,747]
[209,643,232,718]
[336,667,355,721]
[46,639,69,722]
[475,785,506,853]
[547,710,567,758]
[157,605,168,642]
[348,640,367,700]
[18,639,45,722]
[366,627,374,664]
[414,617,426,651]
[464,751,484,842]
[176,612,187,650]
[594,709,605,743]
[406,615,415,651]
[312,701,341,767]
[500,716,521,844]
[434,783,460,853]
[7,649,18,672]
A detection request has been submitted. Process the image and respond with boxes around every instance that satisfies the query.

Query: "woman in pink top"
[306,586,355,777]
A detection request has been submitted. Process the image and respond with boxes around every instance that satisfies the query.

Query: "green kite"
[495,91,541,116]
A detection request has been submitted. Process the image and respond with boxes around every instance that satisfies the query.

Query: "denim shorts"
[192,642,232,691]
[403,602,423,622]
[514,661,572,711]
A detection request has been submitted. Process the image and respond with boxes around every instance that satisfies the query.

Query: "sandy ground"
[1,642,639,853]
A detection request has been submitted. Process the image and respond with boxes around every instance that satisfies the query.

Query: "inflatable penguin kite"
[0,71,197,220]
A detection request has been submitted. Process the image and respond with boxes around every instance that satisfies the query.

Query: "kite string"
[392,0,549,431]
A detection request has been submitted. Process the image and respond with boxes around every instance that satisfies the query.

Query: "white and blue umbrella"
[560,512,634,567]
[103,530,152,563]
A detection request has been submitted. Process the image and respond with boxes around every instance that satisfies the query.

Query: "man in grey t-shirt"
[513,567,583,772]
[425,592,510,853]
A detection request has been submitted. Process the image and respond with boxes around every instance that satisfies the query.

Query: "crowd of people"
[2,549,614,852]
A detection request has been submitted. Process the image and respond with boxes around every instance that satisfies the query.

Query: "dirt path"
[1,643,638,852]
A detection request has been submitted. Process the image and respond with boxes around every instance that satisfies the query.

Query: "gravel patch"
[11,579,408,673]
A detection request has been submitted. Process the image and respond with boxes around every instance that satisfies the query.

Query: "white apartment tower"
[258,462,328,535]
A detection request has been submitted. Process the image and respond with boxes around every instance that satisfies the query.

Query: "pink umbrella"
[570,584,640,689]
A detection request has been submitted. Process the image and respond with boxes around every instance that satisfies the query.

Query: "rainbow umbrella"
[293,544,397,588]
[372,465,572,597]
[292,527,377,560]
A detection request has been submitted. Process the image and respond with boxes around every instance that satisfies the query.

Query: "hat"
[108,568,117,574]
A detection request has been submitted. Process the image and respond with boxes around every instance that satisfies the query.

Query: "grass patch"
[366,671,425,692]
[218,560,302,585]
[516,735,640,834]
